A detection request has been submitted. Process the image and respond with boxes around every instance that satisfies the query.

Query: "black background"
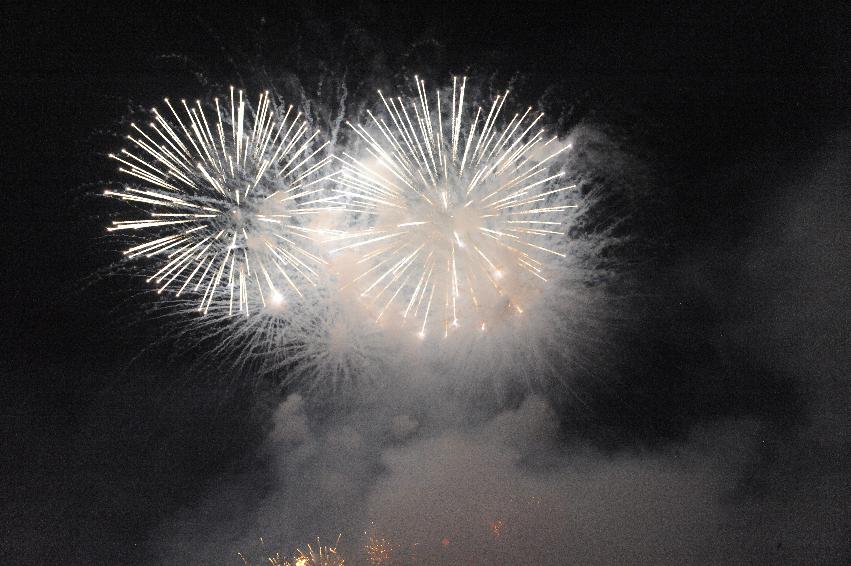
[2,1,849,564]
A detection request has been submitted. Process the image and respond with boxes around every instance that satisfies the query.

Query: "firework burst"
[329,77,576,340]
[105,88,339,316]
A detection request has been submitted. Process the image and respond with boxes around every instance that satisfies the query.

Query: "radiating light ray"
[334,77,576,338]
[106,89,338,315]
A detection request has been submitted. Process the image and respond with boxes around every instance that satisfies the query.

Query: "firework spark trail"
[328,76,576,340]
[165,282,393,390]
[106,88,341,316]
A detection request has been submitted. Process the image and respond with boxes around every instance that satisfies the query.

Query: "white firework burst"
[329,76,576,340]
[105,88,339,316]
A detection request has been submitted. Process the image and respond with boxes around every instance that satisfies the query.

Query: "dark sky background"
[2,1,850,564]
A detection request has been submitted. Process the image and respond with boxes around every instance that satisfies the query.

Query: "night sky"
[3,2,850,564]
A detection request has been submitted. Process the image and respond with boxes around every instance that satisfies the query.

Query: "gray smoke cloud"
[148,390,798,565]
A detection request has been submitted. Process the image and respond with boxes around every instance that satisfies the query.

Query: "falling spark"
[106,89,339,316]
[330,77,576,339]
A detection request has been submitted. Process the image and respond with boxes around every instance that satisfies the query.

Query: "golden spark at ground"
[329,77,576,339]
[238,536,345,566]
[106,89,339,315]
[286,537,345,566]
[365,532,394,565]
